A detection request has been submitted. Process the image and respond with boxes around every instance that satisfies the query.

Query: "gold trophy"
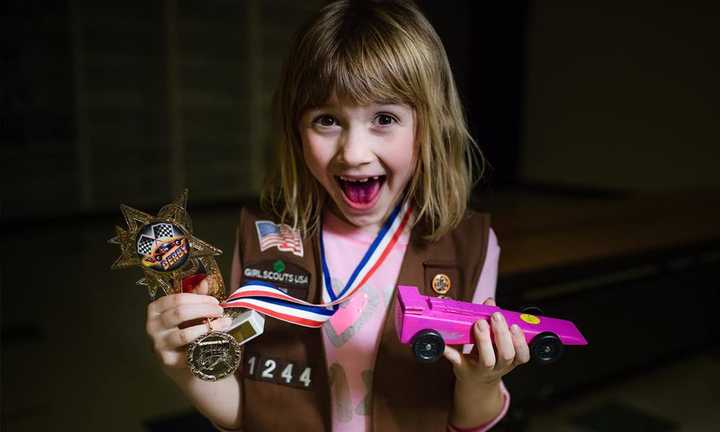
[109,190,262,381]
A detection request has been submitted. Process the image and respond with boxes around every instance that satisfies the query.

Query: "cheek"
[302,135,332,180]
[386,133,417,175]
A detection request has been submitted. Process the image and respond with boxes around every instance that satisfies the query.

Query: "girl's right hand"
[145,277,231,372]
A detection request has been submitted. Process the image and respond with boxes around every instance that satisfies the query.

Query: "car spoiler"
[397,285,427,313]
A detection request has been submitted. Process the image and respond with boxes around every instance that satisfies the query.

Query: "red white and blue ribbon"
[222,200,412,328]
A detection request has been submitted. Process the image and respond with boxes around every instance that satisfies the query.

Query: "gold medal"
[186,310,265,381]
[431,273,451,295]
[187,330,242,382]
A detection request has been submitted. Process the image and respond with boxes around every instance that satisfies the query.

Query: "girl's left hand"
[442,298,531,385]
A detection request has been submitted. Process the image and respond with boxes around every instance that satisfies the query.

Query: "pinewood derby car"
[395,285,588,363]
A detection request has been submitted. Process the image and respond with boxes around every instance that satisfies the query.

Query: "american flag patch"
[255,221,304,257]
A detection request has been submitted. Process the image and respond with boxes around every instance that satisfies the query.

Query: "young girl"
[145,1,530,430]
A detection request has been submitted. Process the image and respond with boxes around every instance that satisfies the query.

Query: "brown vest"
[236,207,490,431]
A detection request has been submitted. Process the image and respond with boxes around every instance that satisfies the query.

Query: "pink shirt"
[320,210,509,432]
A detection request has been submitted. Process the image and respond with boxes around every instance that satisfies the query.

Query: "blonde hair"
[263,0,483,241]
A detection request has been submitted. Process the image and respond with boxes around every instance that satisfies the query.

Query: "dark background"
[3,1,719,431]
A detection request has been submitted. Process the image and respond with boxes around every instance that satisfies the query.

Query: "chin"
[331,196,388,230]
[345,213,384,229]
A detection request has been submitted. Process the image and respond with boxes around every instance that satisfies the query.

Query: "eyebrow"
[308,101,407,111]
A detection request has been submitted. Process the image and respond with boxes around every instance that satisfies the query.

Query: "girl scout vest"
[235,207,491,431]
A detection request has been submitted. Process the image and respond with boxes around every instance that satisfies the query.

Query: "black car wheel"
[530,332,565,364]
[411,329,445,363]
[521,306,543,316]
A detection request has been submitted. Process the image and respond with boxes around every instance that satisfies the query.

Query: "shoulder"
[239,205,272,224]
[442,209,496,264]
[237,205,283,231]
[236,206,275,243]
[450,209,491,240]
[461,208,491,226]
[459,210,499,254]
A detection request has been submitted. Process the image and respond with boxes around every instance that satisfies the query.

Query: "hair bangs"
[295,17,419,114]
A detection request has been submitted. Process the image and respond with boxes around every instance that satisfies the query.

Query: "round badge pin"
[187,331,242,381]
[431,273,451,295]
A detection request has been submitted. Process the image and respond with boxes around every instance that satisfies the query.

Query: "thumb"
[443,345,463,368]
[193,275,211,296]
[483,297,496,307]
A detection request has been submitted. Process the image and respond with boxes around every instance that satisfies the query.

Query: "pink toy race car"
[395,285,588,364]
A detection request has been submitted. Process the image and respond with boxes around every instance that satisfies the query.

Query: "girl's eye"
[313,115,338,127]
[375,114,397,126]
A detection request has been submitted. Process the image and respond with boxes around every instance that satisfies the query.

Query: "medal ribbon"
[222,200,412,328]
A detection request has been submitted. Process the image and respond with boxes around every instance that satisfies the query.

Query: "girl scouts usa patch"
[255,221,304,257]
[243,259,310,299]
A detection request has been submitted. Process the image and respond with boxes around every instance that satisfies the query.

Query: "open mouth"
[336,175,386,207]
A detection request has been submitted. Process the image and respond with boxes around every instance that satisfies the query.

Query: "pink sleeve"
[463,228,500,355]
[472,227,500,304]
[450,228,510,431]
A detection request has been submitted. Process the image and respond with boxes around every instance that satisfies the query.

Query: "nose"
[337,127,374,167]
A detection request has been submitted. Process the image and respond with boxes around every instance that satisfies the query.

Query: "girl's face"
[300,97,416,233]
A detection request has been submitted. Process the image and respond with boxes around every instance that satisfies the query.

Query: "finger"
[510,324,531,365]
[161,321,213,350]
[474,319,496,368]
[491,312,515,371]
[209,316,233,332]
[443,344,464,368]
[181,274,207,293]
[483,297,497,307]
[148,293,219,316]
[145,312,166,336]
[156,350,186,369]
[159,303,225,329]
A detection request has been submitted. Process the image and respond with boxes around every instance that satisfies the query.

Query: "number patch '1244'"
[243,353,312,390]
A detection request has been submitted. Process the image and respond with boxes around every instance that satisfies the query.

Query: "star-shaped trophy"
[109,190,259,381]
[109,189,224,299]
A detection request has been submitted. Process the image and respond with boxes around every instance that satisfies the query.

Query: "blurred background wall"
[3,0,326,220]
[5,1,719,222]
[521,2,720,191]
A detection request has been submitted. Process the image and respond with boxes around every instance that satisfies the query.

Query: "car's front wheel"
[411,329,445,363]
[529,332,565,364]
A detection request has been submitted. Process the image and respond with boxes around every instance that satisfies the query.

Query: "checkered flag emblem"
[137,235,155,255]
[153,223,175,239]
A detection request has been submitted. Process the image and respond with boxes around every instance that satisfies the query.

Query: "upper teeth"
[340,176,380,182]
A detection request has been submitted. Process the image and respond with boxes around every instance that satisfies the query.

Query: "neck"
[324,206,383,238]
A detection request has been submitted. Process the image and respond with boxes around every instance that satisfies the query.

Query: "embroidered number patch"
[244,353,313,390]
